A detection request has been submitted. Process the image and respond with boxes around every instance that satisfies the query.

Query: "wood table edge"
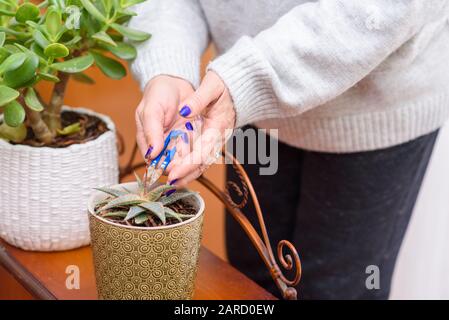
[0,243,56,300]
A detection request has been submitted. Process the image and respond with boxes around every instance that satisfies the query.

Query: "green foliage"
[0,0,150,143]
[95,183,197,227]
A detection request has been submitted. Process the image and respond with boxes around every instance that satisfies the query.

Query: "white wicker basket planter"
[0,106,119,251]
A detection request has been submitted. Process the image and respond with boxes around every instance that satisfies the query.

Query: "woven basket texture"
[0,107,119,251]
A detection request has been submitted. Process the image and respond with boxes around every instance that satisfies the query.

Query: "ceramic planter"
[88,182,205,300]
[0,106,118,251]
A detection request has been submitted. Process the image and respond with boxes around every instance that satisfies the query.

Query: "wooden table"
[0,239,275,300]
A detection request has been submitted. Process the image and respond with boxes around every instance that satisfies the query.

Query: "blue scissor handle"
[150,130,184,167]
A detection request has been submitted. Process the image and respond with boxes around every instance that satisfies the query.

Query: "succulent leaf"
[101,194,145,211]
[57,122,81,135]
[125,205,146,221]
[0,122,27,143]
[24,87,44,111]
[4,100,25,127]
[106,42,137,60]
[0,52,27,75]
[3,55,39,88]
[138,201,166,224]
[110,23,151,42]
[92,31,117,47]
[91,51,126,79]
[80,0,107,22]
[72,72,95,84]
[94,186,128,197]
[101,210,128,218]
[0,85,20,107]
[160,191,197,206]
[51,54,94,73]
[164,207,182,223]
[146,184,175,202]
[134,213,149,225]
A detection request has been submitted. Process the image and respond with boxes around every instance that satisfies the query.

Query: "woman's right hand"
[135,75,195,159]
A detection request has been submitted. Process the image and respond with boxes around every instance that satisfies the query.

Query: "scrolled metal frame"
[118,135,301,300]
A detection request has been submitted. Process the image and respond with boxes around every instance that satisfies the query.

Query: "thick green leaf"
[134,213,149,225]
[3,55,39,88]
[56,122,81,135]
[146,184,176,202]
[0,48,9,64]
[72,72,95,84]
[44,43,69,58]
[139,201,165,224]
[0,8,15,17]
[0,52,27,75]
[101,194,144,211]
[46,8,62,38]
[164,207,182,223]
[160,191,197,206]
[63,35,82,47]
[33,30,50,49]
[107,42,136,60]
[4,101,25,127]
[24,88,44,111]
[0,122,27,143]
[134,171,144,192]
[80,0,106,22]
[0,32,5,47]
[165,207,194,220]
[15,3,40,23]
[51,54,94,73]
[0,85,19,107]
[38,72,60,82]
[125,205,146,221]
[101,210,128,218]
[120,0,146,9]
[110,23,151,41]
[91,51,126,79]
[92,31,117,47]
[93,186,128,197]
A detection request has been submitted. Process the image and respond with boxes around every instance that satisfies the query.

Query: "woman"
[130,0,449,299]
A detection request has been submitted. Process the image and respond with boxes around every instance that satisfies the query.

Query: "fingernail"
[179,105,191,117]
[169,179,178,185]
[185,121,193,131]
[165,189,176,196]
[145,145,153,158]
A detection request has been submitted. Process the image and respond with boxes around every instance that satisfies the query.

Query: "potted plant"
[0,0,150,251]
[88,179,205,300]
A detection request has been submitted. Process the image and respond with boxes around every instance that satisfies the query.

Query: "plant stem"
[45,71,70,133]
[24,105,53,144]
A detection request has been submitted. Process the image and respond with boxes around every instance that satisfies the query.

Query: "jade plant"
[0,0,149,144]
[94,176,198,227]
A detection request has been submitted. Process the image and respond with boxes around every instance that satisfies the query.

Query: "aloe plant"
[94,179,198,227]
[0,0,150,144]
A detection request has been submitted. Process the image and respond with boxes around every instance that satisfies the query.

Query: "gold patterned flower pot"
[88,182,205,300]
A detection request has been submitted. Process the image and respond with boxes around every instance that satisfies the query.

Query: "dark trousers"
[226,127,439,299]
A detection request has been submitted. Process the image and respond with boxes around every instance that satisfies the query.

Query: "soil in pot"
[12,110,109,148]
[94,197,197,227]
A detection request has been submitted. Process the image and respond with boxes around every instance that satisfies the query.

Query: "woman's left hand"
[167,71,236,186]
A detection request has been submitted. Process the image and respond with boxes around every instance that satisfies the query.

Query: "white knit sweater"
[130,0,449,152]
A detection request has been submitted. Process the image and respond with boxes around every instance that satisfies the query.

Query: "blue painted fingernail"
[179,105,191,117]
[145,145,153,158]
[185,121,193,131]
[169,179,178,185]
[165,189,176,196]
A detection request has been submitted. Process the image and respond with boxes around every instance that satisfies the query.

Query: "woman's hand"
[135,75,195,158]
[167,71,236,186]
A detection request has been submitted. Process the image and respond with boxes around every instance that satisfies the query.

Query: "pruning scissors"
[143,117,202,192]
